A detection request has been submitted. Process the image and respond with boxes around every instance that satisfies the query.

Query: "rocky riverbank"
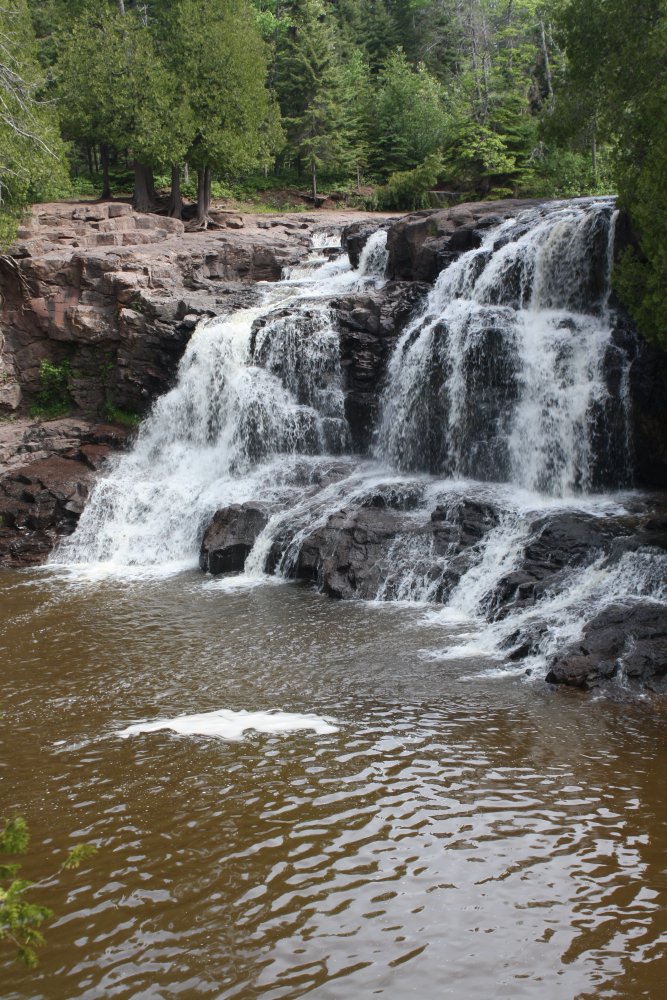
[199,478,667,694]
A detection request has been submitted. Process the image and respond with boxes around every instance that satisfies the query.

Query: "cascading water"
[55,229,389,571]
[376,200,629,494]
[54,205,666,685]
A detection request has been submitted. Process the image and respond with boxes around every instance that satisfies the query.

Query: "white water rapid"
[53,203,666,683]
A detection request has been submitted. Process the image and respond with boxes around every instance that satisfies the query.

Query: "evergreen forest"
[1,0,666,344]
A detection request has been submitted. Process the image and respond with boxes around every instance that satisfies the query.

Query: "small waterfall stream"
[53,202,666,681]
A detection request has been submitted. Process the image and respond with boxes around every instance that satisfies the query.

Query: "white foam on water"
[117,708,339,742]
[200,574,283,593]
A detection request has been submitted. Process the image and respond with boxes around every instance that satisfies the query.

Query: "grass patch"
[102,403,142,428]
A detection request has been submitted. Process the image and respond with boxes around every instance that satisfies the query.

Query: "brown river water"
[1,568,666,999]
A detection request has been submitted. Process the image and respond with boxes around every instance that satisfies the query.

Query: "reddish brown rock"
[0,201,394,421]
[0,418,132,566]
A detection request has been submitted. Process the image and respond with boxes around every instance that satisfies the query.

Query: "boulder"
[545,601,667,691]
[386,200,540,283]
[0,419,131,566]
[199,502,272,574]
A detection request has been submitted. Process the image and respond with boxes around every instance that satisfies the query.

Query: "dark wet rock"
[341,220,390,269]
[545,601,667,691]
[334,282,427,452]
[1,457,97,566]
[266,489,503,603]
[490,511,636,618]
[200,502,272,574]
[282,505,428,600]
[386,200,540,283]
[360,482,425,510]
[628,333,667,489]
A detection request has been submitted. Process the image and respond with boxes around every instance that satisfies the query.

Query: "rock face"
[0,418,131,566]
[199,502,271,574]
[0,203,305,420]
[333,283,428,451]
[545,602,667,692]
[385,199,540,283]
[0,202,393,421]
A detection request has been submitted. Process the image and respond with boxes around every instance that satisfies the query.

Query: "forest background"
[0,0,665,345]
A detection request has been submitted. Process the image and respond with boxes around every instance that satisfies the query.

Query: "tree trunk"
[147,165,157,204]
[592,131,598,183]
[183,161,189,185]
[133,161,157,213]
[192,165,212,228]
[539,19,554,112]
[100,143,111,200]
[168,164,183,219]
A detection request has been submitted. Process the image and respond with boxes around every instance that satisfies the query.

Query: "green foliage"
[56,6,190,175]
[370,51,448,177]
[531,147,614,199]
[274,0,346,195]
[30,359,71,418]
[174,0,281,175]
[0,1,69,246]
[376,152,443,209]
[558,0,667,347]
[1,814,97,967]
[441,117,520,195]
[103,403,142,428]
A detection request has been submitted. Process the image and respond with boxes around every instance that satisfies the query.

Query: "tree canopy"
[0,0,663,346]
[0,0,67,243]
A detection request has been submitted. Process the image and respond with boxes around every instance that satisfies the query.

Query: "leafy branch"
[0,815,97,968]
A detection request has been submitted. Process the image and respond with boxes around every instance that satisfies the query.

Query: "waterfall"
[52,204,666,684]
[54,229,387,571]
[376,201,630,494]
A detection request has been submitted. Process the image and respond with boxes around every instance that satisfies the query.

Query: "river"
[2,568,666,998]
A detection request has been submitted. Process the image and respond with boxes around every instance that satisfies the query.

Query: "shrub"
[29,360,72,419]
[376,153,443,211]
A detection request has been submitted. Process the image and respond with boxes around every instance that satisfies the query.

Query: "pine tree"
[173,0,281,226]
[370,49,448,177]
[0,0,67,245]
[275,0,346,200]
[56,5,189,208]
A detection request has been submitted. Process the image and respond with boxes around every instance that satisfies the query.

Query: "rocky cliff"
[0,201,328,418]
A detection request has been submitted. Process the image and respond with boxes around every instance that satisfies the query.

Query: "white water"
[53,207,666,681]
[117,708,339,741]
[55,230,389,572]
[377,201,629,494]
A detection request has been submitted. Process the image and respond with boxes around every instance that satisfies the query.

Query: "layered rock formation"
[200,483,667,694]
[0,201,393,420]
[0,418,131,566]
